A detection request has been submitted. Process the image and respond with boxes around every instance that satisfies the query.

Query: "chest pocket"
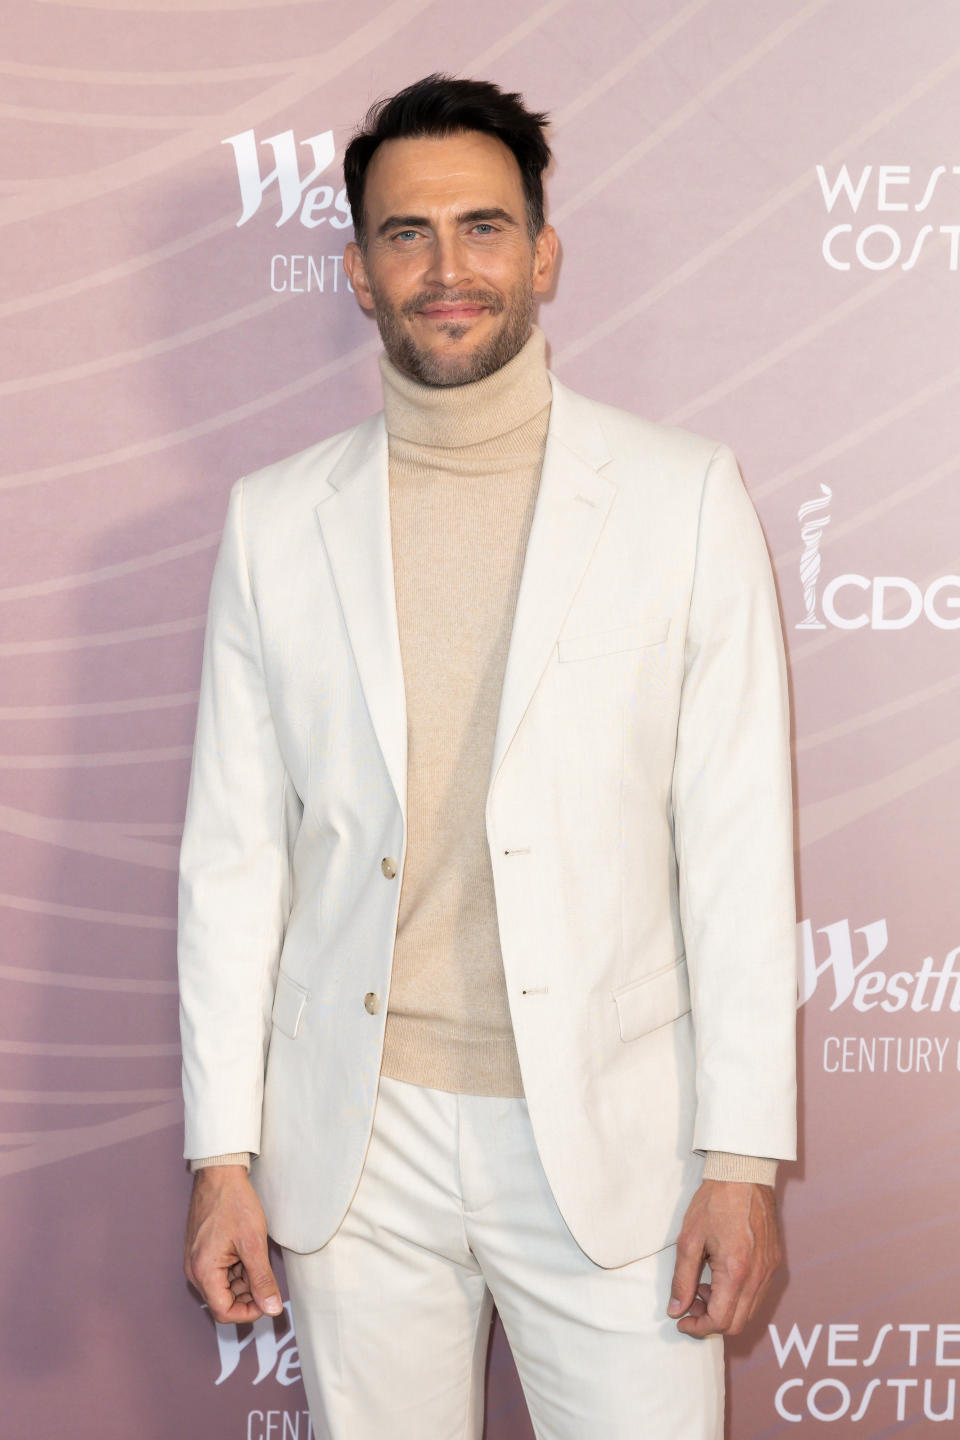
[557,618,670,662]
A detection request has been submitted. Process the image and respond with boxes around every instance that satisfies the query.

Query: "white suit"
[178,372,797,1269]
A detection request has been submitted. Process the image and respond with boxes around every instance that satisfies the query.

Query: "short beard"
[368,280,535,387]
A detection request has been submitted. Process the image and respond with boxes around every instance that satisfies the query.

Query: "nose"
[423,229,472,289]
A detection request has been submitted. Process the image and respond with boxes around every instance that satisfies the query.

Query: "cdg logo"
[820,574,960,629]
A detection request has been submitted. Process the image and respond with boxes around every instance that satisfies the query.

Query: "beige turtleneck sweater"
[192,325,776,1186]
[377,326,551,1096]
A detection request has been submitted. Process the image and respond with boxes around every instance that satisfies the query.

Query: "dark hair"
[343,73,552,249]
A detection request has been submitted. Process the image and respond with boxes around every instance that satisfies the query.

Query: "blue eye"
[474,224,495,234]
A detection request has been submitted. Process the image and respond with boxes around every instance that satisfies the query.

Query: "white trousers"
[282,1074,723,1440]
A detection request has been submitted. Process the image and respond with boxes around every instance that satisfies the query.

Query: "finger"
[229,1261,256,1301]
[190,1258,262,1325]
[677,1265,740,1338]
[216,1294,272,1325]
[667,1233,705,1317]
[236,1233,283,1318]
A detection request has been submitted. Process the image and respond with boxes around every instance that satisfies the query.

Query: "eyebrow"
[375,207,520,238]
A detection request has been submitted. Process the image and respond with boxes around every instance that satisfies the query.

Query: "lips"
[418,303,487,318]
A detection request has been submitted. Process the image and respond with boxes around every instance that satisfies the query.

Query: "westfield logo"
[223,128,352,230]
[210,1302,302,1385]
[798,918,960,1014]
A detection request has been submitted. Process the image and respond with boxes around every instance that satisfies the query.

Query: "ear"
[532,224,559,295]
[343,241,375,313]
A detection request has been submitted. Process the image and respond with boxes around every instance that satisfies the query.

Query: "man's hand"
[667,1180,781,1338]
[184,1165,283,1324]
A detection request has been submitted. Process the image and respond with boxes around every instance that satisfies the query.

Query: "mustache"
[400,290,504,318]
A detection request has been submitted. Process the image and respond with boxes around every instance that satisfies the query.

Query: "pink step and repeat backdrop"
[2,0,958,1435]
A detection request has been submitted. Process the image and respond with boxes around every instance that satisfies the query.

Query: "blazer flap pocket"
[271,971,308,1040]
[557,618,670,663]
[613,955,690,1042]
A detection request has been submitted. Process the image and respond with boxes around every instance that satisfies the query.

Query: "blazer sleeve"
[671,444,798,1161]
[177,476,299,1160]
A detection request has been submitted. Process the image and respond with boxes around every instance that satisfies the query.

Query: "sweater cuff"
[190,1152,251,1173]
[702,1151,778,1186]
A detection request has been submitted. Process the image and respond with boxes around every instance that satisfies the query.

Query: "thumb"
[238,1234,283,1317]
[668,1236,703,1317]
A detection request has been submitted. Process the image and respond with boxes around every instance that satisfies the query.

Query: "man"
[179,73,797,1438]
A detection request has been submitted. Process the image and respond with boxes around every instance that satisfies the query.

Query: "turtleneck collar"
[379,324,552,449]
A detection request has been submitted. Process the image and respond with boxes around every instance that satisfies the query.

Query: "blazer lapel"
[313,374,617,820]
[487,375,616,795]
[314,413,409,815]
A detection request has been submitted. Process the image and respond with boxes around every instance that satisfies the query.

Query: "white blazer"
[178,374,797,1268]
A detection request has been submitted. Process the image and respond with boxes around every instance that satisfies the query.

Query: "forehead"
[362,130,526,220]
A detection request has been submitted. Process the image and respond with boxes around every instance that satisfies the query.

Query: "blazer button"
[364,991,380,1015]
[381,856,397,879]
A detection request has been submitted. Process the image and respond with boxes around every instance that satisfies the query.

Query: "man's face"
[343,130,557,386]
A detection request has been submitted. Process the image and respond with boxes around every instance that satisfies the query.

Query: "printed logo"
[212,1303,301,1386]
[794,489,960,630]
[769,1320,960,1424]
[795,484,832,630]
[208,1303,312,1438]
[798,918,960,1075]
[223,129,350,229]
[222,128,353,296]
[816,163,960,271]
[798,917,960,1014]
